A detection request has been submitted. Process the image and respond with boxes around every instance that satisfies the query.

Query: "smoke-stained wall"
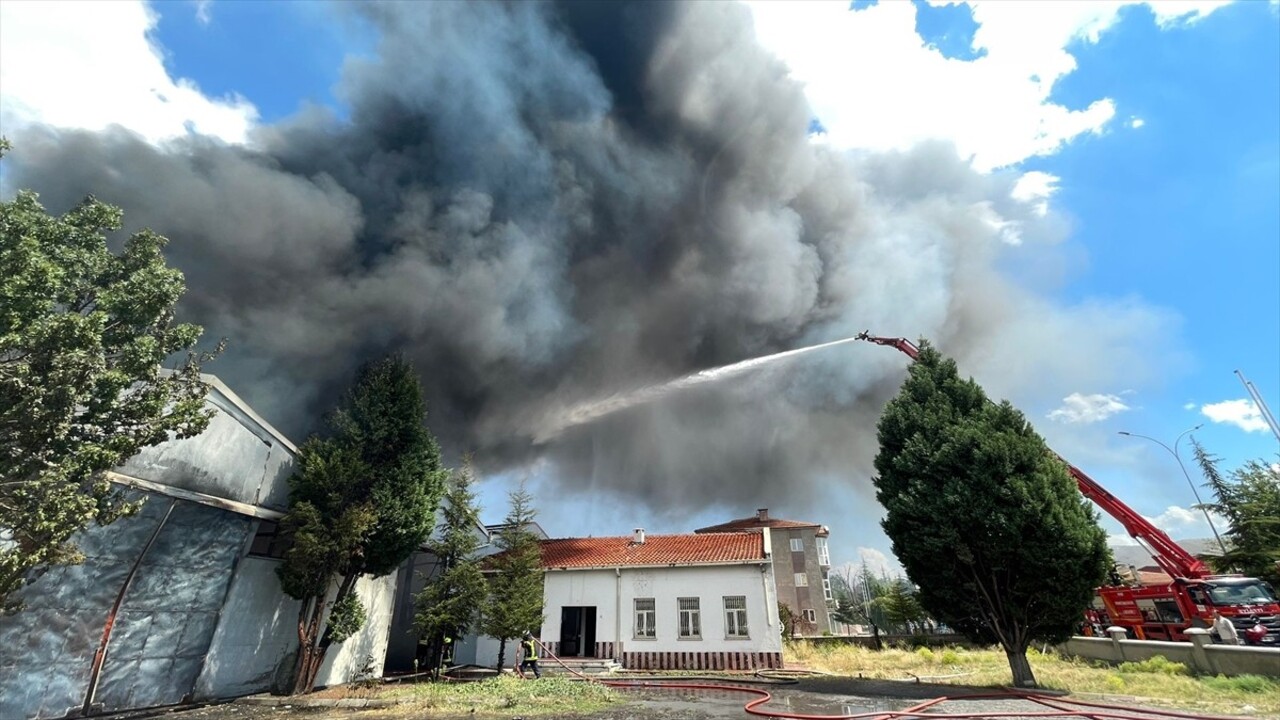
[0,378,395,719]
[6,1,1178,521]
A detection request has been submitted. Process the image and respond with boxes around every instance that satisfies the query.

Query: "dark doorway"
[559,606,597,657]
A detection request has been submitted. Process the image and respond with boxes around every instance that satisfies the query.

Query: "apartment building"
[695,508,833,635]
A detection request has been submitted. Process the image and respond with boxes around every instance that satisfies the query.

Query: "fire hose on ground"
[498,637,1250,720]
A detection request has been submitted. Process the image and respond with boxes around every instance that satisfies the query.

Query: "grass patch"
[332,676,616,712]
[784,640,1280,717]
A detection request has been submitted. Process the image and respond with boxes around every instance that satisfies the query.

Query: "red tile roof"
[537,533,766,569]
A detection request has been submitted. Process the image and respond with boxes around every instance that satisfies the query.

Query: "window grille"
[635,598,656,638]
[678,597,701,638]
[724,596,749,637]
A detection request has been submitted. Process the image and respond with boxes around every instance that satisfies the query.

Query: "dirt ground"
[115,677,1267,720]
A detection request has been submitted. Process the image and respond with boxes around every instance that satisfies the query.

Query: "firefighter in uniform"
[519,633,541,678]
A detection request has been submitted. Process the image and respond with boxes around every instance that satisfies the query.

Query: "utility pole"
[1118,425,1228,556]
[1235,370,1280,445]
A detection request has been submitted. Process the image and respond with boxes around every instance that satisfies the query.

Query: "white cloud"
[1048,392,1132,423]
[856,546,899,578]
[1182,401,1197,410]
[194,0,213,25]
[1200,398,1269,433]
[1108,533,1139,546]
[970,201,1023,245]
[1011,170,1060,217]
[1145,505,1228,539]
[744,1,1233,172]
[1129,117,1146,129]
[0,0,257,145]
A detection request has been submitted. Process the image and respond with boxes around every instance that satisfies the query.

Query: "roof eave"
[541,558,768,572]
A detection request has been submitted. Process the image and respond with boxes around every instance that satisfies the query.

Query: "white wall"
[316,574,397,686]
[543,563,780,656]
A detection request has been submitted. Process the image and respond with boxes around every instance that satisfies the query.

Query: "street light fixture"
[1118,424,1228,556]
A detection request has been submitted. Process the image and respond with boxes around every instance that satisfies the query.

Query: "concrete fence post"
[1184,628,1213,675]
[1107,626,1128,663]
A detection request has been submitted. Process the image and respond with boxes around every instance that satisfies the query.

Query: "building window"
[804,608,817,623]
[248,519,289,559]
[816,537,830,566]
[678,597,701,638]
[790,538,804,552]
[822,576,833,602]
[634,598,656,638]
[794,573,808,587]
[724,596,749,638]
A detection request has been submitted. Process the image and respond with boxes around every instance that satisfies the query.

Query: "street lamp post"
[1118,424,1229,556]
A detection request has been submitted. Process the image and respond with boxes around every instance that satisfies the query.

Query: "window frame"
[816,536,830,566]
[634,598,656,639]
[723,596,749,639]
[789,537,804,553]
[794,572,809,587]
[803,608,817,624]
[677,597,702,639]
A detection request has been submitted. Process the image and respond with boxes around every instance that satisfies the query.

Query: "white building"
[507,529,783,671]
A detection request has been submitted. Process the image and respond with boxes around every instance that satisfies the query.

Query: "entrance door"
[559,607,597,657]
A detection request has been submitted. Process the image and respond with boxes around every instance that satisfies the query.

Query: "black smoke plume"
[7,1,1173,517]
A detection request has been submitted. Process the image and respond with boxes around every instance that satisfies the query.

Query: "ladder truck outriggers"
[856,331,1280,645]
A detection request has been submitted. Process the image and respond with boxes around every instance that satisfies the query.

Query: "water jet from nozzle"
[533,334,864,443]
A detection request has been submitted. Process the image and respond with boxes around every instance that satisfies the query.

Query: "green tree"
[481,484,545,671]
[1,152,215,614]
[777,602,800,639]
[829,562,891,647]
[277,355,447,694]
[872,340,1108,688]
[414,460,488,678]
[881,578,927,634]
[1191,442,1280,586]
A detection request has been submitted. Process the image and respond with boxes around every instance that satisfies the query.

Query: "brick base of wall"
[621,651,782,670]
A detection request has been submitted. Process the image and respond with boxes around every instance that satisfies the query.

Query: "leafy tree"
[277,355,447,694]
[1191,442,1280,586]
[872,340,1109,688]
[414,460,488,678]
[481,484,545,670]
[777,602,800,639]
[1,148,216,614]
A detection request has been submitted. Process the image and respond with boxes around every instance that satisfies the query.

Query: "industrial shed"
[0,375,396,720]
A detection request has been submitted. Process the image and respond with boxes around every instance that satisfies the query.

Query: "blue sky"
[1,0,1276,578]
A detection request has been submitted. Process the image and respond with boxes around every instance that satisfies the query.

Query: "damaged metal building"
[0,375,396,720]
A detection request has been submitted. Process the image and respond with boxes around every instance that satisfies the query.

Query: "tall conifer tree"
[481,485,545,671]
[873,341,1108,687]
[277,355,447,694]
[414,461,487,677]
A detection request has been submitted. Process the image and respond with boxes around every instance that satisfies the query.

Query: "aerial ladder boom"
[856,331,1211,579]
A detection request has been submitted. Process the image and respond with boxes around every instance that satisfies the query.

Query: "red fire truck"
[857,332,1280,646]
